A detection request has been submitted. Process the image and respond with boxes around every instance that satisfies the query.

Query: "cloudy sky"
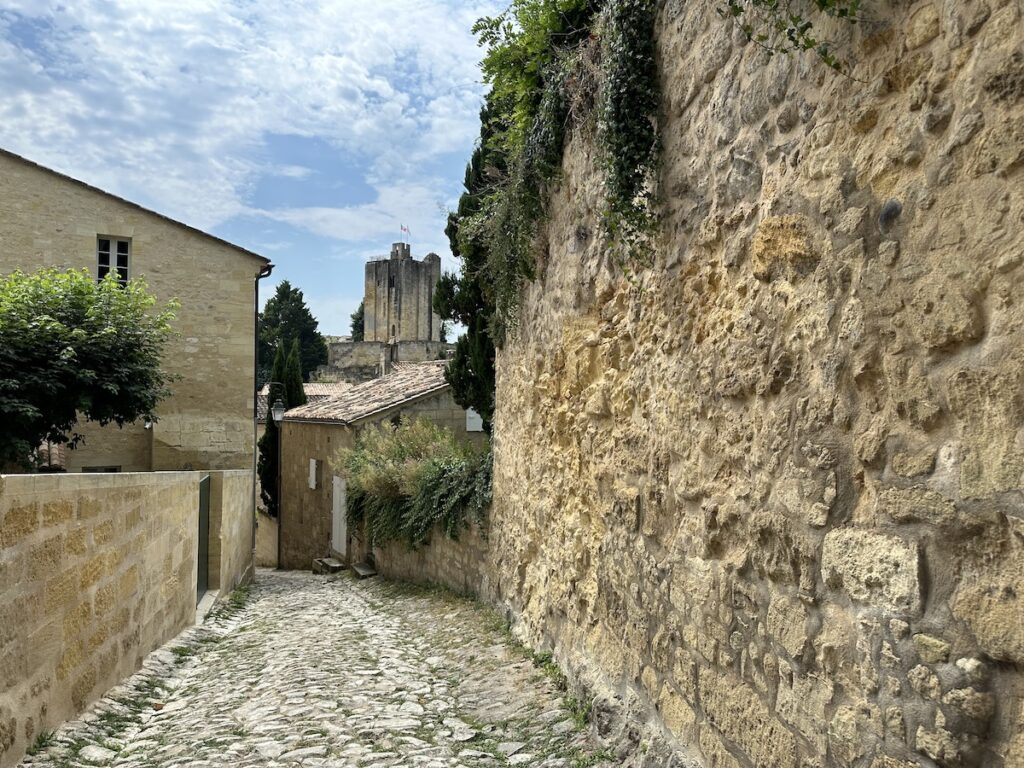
[0,0,498,333]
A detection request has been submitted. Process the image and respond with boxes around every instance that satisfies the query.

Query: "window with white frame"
[97,237,130,285]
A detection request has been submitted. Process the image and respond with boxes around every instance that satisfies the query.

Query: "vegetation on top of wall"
[0,268,178,469]
[337,418,492,547]
[720,0,862,71]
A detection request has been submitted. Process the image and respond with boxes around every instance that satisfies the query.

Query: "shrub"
[336,418,492,548]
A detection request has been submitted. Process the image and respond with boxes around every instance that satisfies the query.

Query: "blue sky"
[0,0,499,334]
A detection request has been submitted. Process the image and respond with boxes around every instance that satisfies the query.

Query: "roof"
[0,148,270,265]
[283,361,449,425]
[257,381,353,421]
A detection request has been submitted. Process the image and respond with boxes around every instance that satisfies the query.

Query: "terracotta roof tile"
[283,361,448,424]
[257,381,353,421]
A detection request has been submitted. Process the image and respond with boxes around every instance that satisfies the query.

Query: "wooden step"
[313,557,346,575]
[351,561,378,579]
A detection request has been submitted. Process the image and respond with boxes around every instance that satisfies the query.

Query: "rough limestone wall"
[369,523,491,597]
[491,1,1024,766]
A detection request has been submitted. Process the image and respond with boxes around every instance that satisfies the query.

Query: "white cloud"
[0,0,499,231]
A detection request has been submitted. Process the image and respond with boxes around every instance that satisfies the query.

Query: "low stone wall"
[256,510,278,568]
[208,471,256,593]
[0,470,254,768]
[364,522,491,597]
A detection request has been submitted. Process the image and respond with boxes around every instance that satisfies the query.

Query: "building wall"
[0,470,254,768]
[255,511,278,568]
[278,422,353,570]
[486,3,1024,766]
[279,389,483,570]
[363,244,442,343]
[315,340,454,384]
[0,152,264,472]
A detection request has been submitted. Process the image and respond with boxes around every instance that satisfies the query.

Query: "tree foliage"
[336,417,491,547]
[256,340,306,516]
[0,269,177,468]
[258,281,328,384]
[350,300,364,342]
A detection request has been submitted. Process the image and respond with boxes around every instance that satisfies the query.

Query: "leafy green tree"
[258,281,328,384]
[257,340,309,515]
[350,300,364,342]
[0,268,177,468]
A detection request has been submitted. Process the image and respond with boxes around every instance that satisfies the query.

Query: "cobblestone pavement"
[20,570,613,768]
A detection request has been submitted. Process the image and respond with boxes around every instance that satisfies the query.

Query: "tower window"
[98,237,130,285]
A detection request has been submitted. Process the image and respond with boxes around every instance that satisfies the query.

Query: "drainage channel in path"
[19,569,615,768]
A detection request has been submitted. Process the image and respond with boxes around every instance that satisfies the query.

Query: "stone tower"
[363,243,442,342]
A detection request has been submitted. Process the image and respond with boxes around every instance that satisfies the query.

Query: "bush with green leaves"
[0,268,177,468]
[336,417,491,548]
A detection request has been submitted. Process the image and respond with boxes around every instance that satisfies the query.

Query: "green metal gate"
[197,474,211,603]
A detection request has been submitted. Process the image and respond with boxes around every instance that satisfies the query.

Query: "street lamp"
[267,385,286,569]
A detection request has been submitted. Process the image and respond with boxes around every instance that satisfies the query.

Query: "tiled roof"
[283,361,448,425]
[257,381,353,421]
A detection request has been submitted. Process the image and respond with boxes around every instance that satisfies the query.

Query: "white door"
[331,476,347,559]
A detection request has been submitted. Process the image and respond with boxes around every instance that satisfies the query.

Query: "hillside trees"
[0,269,177,468]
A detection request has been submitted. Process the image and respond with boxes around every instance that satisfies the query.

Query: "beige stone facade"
[440,3,1022,767]
[0,470,254,768]
[0,150,269,472]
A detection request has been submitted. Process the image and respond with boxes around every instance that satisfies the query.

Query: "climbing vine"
[719,0,862,71]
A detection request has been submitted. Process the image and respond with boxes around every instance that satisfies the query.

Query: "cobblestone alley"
[20,571,612,768]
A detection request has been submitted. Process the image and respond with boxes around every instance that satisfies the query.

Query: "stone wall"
[256,510,279,568]
[315,340,455,384]
[361,523,491,597]
[207,470,256,593]
[488,2,1024,767]
[0,470,254,768]
[0,150,264,472]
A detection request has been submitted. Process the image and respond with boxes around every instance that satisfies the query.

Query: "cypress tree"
[284,339,307,409]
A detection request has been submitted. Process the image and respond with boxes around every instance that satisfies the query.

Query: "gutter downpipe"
[253,263,274,573]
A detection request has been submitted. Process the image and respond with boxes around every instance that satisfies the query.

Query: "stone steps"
[351,562,378,579]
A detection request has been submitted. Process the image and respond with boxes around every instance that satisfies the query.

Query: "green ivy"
[600,0,660,266]
[720,0,861,71]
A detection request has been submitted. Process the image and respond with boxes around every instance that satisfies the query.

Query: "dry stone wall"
[490,2,1024,767]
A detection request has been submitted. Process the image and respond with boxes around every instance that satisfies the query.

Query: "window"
[98,237,130,285]
[466,408,484,432]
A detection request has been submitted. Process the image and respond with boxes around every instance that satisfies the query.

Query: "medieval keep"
[363,242,442,342]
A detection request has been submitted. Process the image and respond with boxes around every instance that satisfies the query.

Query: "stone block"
[697,667,799,767]
[1,503,39,547]
[822,529,920,613]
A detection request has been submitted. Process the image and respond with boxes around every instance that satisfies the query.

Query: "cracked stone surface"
[20,570,612,768]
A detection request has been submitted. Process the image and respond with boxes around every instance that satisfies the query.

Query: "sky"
[0,0,500,334]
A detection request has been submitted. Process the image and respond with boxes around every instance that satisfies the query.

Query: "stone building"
[0,149,270,471]
[314,243,453,383]
[277,361,484,570]
[364,242,441,342]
